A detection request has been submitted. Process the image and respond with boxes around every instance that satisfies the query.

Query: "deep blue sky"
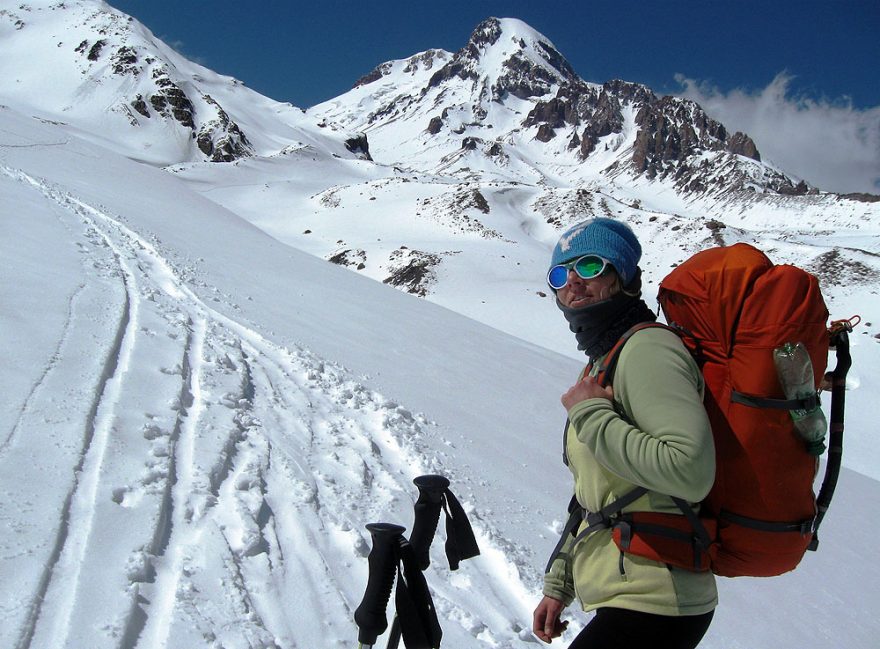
[109,0,879,110]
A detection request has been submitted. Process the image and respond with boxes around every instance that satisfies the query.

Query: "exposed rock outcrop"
[383,249,442,296]
[196,95,253,162]
[328,248,367,270]
[344,133,372,160]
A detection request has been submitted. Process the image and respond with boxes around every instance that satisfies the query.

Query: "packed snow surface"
[2,2,880,648]
[3,102,879,649]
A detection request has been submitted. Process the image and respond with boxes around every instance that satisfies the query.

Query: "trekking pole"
[810,317,855,549]
[410,475,451,570]
[386,475,450,649]
[354,523,406,649]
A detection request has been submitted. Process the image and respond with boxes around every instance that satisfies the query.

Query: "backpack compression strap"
[810,320,853,549]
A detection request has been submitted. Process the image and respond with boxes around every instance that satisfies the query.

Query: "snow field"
[2,155,558,648]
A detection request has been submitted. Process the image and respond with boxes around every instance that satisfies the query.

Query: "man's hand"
[561,374,613,410]
[533,595,568,643]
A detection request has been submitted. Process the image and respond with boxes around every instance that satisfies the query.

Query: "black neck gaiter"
[557,291,657,359]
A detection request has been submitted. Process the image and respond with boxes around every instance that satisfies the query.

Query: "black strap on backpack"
[725,319,853,548]
[545,488,649,573]
[809,320,853,549]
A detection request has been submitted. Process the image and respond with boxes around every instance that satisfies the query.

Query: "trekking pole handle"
[354,523,406,646]
[409,475,450,570]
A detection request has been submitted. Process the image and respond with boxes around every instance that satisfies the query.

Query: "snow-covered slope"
[3,100,879,649]
[2,2,880,647]
[0,105,572,648]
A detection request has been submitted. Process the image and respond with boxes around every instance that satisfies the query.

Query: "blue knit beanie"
[549,218,641,285]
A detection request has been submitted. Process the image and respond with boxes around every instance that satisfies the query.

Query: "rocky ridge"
[68,15,253,162]
[336,17,822,201]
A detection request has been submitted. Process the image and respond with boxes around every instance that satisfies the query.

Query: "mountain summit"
[312,16,809,199]
[425,17,580,101]
[0,0,360,165]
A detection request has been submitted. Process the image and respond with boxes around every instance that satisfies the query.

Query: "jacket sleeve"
[566,329,715,502]
[542,514,577,606]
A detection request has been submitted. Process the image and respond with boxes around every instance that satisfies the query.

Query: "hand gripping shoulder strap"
[562,322,674,467]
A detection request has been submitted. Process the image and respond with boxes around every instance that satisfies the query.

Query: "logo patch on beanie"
[558,223,587,253]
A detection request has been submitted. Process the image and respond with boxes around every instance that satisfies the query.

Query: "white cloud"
[676,73,880,195]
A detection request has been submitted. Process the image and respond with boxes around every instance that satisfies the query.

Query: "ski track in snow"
[4,168,540,648]
[1,281,85,453]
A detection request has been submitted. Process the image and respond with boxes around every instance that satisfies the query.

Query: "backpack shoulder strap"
[562,322,675,466]
[595,322,676,388]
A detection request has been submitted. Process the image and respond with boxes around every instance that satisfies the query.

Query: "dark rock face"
[131,94,150,118]
[632,96,722,170]
[525,81,625,157]
[344,133,373,160]
[536,40,578,81]
[328,248,367,270]
[524,97,576,129]
[841,192,880,203]
[535,124,556,142]
[461,137,482,151]
[496,51,561,100]
[355,61,393,88]
[87,39,105,61]
[403,50,444,74]
[522,76,783,194]
[726,132,761,161]
[580,89,624,156]
[197,95,253,162]
[775,179,811,196]
[470,17,504,49]
[427,59,478,90]
[470,189,490,213]
[383,249,442,296]
[111,45,139,76]
[628,95,770,189]
[427,116,443,135]
[150,68,196,128]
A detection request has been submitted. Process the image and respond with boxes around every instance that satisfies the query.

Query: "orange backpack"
[553,243,854,578]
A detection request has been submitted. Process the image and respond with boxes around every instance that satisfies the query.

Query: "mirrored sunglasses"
[547,255,610,290]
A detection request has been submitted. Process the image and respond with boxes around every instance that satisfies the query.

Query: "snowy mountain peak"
[0,0,257,162]
[0,0,368,166]
[426,17,579,101]
[309,15,810,201]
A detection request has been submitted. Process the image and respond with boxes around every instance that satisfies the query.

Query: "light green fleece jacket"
[543,326,718,616]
